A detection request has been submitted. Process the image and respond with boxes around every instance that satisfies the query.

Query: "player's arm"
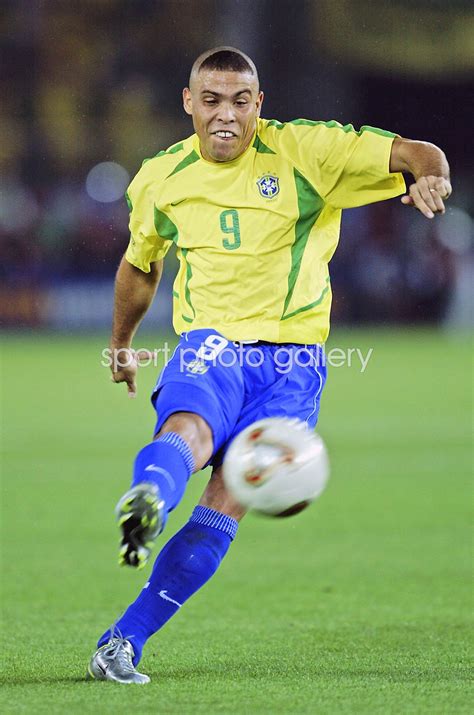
[389,138,451,219]
[110,256,163,397]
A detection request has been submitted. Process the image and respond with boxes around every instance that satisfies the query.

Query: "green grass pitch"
[1,329,472,714]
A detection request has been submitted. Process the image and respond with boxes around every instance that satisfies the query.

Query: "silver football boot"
[87,638,150,684]
[115,483,165,568]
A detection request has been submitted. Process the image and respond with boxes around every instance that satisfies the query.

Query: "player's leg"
[89,331,246,682]
[89,341,327,682]
[197,463,247,518]
[89,466,245,682]
[116,328,244,568]
[116,411,213,568]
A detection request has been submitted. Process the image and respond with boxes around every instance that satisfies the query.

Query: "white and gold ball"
[223,417,329,516]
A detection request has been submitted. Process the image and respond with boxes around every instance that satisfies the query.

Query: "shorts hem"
[152,381,222,458]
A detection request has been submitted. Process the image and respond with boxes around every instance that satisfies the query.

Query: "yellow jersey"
[125,118,405,343]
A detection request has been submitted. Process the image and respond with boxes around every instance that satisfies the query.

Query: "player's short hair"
[190,46,259,88]
[200,49,254,75]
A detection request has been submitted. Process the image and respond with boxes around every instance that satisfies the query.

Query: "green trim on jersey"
[154,206,179,243]
[281,277,330,321]
[281,169,324,319]
[358,125,398,138]
[142,142,185,165]
[173,259,194,323]
[268,118,397,139]
[252,135,276,154]
[125,192,133,213]
[289,119,355,132]
[167,149,200,178]
[266,120,285,130]
[181,248,195,322]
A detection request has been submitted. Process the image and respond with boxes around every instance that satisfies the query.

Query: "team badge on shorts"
[185,358,209,375]
[257,174,280,199]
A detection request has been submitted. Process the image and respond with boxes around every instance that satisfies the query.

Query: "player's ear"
[256,91,264,116]
[183,87,193,116]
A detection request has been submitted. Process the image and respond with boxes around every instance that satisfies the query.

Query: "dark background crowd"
[1,0,472,329]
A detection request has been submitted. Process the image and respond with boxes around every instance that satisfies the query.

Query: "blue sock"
[132,432,195,518]
[98,506,238,664]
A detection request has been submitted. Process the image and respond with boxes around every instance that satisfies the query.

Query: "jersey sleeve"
[269,120,405,209]
[124,169,172,273]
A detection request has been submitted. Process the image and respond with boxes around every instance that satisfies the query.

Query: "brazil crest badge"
[257,174,280,199]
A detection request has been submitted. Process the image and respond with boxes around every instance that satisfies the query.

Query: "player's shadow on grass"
[0,676,93,686]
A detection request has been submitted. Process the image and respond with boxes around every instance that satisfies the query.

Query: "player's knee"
[199,466,247,521]
[157,412,213,470]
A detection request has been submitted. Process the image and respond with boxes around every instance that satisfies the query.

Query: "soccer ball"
[223,417,329,516]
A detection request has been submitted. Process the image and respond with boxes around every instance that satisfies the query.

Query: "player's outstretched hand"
[401,176,452,219]
[110,348,155,399]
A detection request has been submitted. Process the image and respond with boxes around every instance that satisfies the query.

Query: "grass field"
[1,329,472,714]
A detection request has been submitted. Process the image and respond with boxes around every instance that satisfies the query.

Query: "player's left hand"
[401,176,452,219]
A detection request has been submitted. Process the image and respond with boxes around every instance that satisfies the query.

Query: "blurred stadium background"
[1,0,472,332]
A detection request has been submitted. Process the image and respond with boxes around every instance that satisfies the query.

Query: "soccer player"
[88,47,451,683]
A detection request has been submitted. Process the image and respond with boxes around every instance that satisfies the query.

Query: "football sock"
[131,432,195,516]
[98,505,238,664]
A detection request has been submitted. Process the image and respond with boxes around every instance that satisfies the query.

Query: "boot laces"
[104,627,136,674]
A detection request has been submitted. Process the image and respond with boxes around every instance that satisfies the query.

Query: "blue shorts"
[151,329,327,467]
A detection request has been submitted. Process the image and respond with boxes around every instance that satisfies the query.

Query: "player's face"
[183,70,263,162]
